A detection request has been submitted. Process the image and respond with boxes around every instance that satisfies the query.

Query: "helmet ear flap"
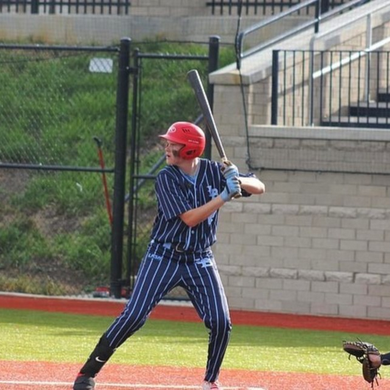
[178,146,198,159]
[159,122,206,159]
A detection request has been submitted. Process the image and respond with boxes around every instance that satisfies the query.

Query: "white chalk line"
[0,380,266,389]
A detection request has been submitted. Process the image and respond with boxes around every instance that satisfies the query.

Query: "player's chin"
[165,155,174,165]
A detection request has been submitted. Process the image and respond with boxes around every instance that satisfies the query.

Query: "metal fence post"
[126,48,139,292]
[321,0,330,14]
[271,50,279,125]
[315,0,321,33]
[31,0,39,13]
[110,37,131,298]
[205,35,220,160]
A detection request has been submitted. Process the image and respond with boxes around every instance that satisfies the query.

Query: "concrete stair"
[322,88,390,128]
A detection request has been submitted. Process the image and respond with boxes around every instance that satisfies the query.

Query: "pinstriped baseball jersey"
[151,158,252,251]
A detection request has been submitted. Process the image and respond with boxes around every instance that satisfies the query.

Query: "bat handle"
[222,159,242,199]
[232,176,242,199]
[233,190,242,199]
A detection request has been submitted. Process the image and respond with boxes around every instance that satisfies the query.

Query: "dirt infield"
[0,360,387,390]
[1,293,390,389]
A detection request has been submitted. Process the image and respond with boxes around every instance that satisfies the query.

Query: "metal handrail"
[310,0,390,52]
[236,0,366,70]
[311,37,390,80]
[236,0,318,69]
[307,0,390,124]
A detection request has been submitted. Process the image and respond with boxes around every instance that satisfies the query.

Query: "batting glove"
[221,176,241,202]
[221,161,239,180]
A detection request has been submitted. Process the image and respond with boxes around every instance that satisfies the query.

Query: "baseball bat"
[187,69,228,163]
[187,69,241,197]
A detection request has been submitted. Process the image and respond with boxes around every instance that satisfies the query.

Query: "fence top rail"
[137,53,209,60]
[0,163,114,172]
[0,43,120,52]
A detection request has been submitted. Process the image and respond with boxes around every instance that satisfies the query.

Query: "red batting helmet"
[159,122,206,159]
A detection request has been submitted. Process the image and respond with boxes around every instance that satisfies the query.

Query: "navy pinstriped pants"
[105,242,232,382]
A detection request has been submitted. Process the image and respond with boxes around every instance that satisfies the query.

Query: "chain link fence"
[0,44,119,296]
[0,38,231,300]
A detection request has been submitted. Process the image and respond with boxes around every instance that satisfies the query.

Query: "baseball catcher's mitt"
[343,340,381,387]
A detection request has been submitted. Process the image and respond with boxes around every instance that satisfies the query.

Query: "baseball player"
[73,121,265,390]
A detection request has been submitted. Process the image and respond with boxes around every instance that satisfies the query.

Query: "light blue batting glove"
[221,176,241,202]
[221,161,239,180]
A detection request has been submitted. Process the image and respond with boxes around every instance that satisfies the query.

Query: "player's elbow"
[242,178,265,195]
[252,178,265,195]
[182,219,199,228]
[186,220,198,228]
[256,182,265,194]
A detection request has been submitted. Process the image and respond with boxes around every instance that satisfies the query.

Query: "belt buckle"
[175,243,185,253]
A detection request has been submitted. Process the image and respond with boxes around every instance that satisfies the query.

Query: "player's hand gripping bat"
[187,69,241,198]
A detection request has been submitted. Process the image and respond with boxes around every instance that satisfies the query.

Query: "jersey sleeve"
[155,170,192,221]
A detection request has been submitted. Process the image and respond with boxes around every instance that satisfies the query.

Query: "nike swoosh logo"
[95,357,106,363]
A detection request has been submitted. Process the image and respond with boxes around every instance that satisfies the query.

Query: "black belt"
[173,243,187,253]
[164,242,193,253]
[152,240,209,254]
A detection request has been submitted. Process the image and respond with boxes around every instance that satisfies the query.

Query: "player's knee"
[205,315,232,335]
[126,312,148,332]
[111,309,149,337]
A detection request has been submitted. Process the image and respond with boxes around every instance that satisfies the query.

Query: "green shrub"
[0,216,51,268]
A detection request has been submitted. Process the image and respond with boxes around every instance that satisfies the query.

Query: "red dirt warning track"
[1,293,390,335]
[1,293,390,390]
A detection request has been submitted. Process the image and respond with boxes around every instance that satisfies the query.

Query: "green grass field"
[2,308,390,376]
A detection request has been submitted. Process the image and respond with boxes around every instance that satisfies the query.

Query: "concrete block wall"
[0,0,312,45]
[0,13,285,45]
[129,0,206,17]
[214,167,390,320]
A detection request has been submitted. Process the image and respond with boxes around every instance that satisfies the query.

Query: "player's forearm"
[239,176,265,195]
[180,196,225,227]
